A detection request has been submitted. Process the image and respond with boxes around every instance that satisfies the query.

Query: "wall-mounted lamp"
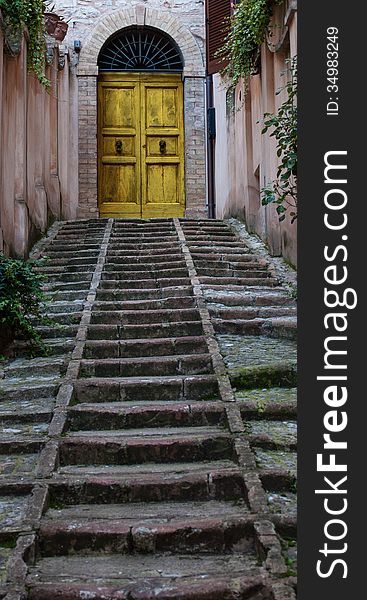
[74,40,82,53]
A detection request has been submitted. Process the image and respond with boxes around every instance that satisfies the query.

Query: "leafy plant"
[0,254,49,354]
[0,0,49,86]
[261,56,297,223]
[218,0,285,92]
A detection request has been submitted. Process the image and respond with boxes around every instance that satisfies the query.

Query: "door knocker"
[115,140,123,154]
[159,140,167,154]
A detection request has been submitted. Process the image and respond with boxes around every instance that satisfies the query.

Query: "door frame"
[97,71,185,218]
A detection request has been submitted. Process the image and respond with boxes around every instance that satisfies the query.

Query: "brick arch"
[78,4,204,77]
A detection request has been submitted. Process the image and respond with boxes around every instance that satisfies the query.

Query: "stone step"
[194,259,268,269]
[105,260,187,271]
[0,397,55,420]
[90,308,201,325]
[99,276,191,287]
[196,269,271,278]
[49,463,245,504]
[102,267,189,279]
[93,296,196,311]
[78,354,213,378]
[42,272,93,283]
[199,277,279,286]
[191,252,257,262]
[106,252,184,262]
[96,285,193,299]
[189,245,250,254]
[59,428,233,466]
[83,335,208,358]
[67,400,224,430]
[73,375,218,403]
[86,321,204,340]
[0,378,60,401]
[213,317,297,339]
[204,290,293,307]
[209,306,297,320]
[0,356,67,378]
[107,241,181,250]
[27,553,269,600]
[37,501,252,556]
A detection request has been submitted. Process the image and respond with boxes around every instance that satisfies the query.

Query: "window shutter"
[206,0,232,75]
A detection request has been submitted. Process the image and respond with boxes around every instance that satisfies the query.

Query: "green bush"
[218,0,285,92]
[0,254,48,353]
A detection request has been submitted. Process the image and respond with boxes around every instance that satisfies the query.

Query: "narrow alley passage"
[0,219,296,600]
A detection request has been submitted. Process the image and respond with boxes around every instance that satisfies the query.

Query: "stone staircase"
[0,218,296,600]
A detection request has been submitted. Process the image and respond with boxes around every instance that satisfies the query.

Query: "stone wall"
[212,2,297,267]
[0,18,78,257]
[53,0,207,218]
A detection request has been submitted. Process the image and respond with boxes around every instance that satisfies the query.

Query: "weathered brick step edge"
[86,321,205,340]
[78,354,213,377]
[67,400,225,430]
[48,467,247,503]
[83,335,209,358]
[90,308,201,324]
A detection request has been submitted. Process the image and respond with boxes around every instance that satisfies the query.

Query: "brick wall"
[53,0,207,218]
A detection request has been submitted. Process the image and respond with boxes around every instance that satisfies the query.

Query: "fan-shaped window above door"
[98,26,183,72]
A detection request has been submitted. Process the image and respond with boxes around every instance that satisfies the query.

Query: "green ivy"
[0,254,49,354]
[261,56,297,223]
[218,0,285,92]
[0,0,49,86]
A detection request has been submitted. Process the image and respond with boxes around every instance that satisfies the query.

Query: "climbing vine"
[0,254,49,354]
[218,0,285,92]
[261,56,297,223]
[0,0,49,86]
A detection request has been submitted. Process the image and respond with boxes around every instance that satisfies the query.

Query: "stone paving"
[0,218,297,599]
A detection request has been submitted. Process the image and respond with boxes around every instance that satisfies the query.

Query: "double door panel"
[98,73,185,218]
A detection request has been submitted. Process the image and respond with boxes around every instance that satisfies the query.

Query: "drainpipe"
[206,74,216,219]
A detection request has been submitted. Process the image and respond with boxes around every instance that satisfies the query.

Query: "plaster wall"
[212,3,297,266]
[0,22,76,257]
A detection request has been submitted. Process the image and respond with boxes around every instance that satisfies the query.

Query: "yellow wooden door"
[98,73,185,218]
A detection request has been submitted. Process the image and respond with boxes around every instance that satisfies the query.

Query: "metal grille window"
[98,27,183,72]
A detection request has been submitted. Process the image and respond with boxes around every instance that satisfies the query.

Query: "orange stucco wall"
[0,20,77,257]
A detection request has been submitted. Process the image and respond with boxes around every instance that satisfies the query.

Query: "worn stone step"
[100,276,191,287]
[79,354,213,378]
[0,377,60,401]
[194,260,269,271]
[108,241,181,251]
[43,280,92,292]
[90,308,200,325]
[38,501,252,556]
[59,428,233,466]
[197,269,271,279]
[105,260,187,271]
[209,306,297,320]
[102,268,189,281]
[44,301,85,314]
[96,285,193,299]
[83,336,208,359]
[191,253,258,262]
[29,324,79,339]
[0,397,55,420]
[106,252,183,263]
[204,290,293,307]
[27,554,269,600]
[199,276,278,286]
[86,321,204,340]
[0,356,67,378]
[67,401,224,430]
[72,375,219,403]
[190,245,250,254]
[213,317,297,339]
[93,296,196,311]
[49,464,245,504]
[42,272,93,283]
